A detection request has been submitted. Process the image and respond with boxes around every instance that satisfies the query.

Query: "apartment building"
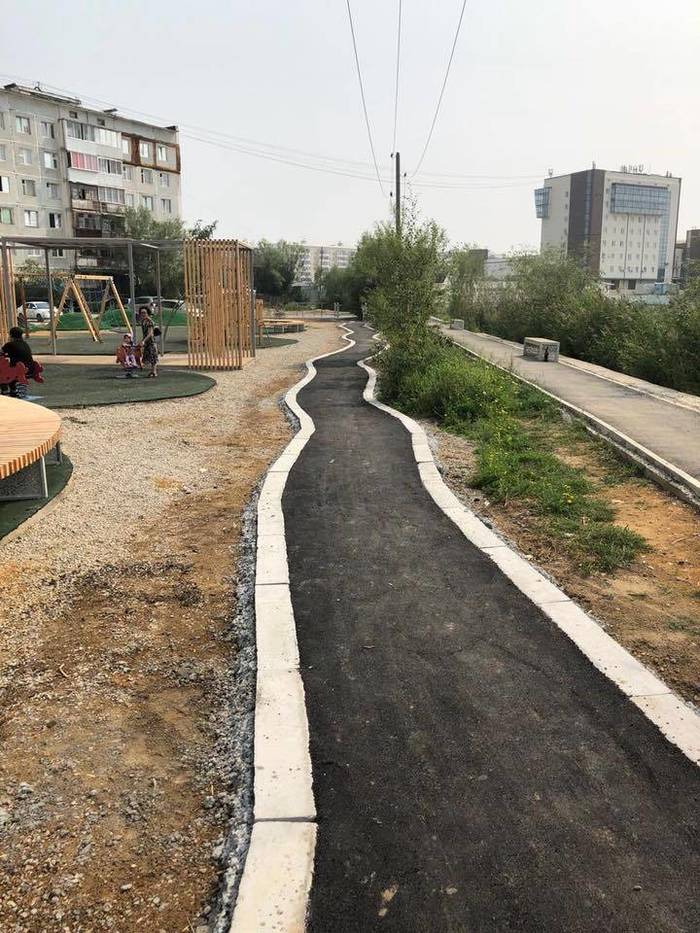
[295,243,355,286]
[534,166,681,289]
[0,83,181,270]
[674,228,700,284]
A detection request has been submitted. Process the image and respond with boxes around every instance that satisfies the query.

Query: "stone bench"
[523,337,560,362]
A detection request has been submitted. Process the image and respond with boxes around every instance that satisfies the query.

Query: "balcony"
[71,198,125,215]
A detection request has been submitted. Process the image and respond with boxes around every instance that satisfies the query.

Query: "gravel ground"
[0,322,342,933]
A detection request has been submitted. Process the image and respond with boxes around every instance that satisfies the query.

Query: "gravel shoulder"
[0,323,342,933]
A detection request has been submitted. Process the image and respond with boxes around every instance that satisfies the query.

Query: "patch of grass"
[668,617,700,636]
[378,335,648,574]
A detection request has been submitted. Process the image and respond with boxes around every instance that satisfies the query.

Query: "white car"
[17,301,52,323]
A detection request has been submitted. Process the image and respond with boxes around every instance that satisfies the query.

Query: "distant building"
[295,243,355,286]
[677,228,700,285]
[534,166,681,289]
[484,253,513,281]
[0,83,181,271]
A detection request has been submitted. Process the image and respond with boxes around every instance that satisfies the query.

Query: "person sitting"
[1,326,43,396]
[116,334,142,376]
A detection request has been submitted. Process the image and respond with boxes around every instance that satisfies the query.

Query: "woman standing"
[139,308,159,378]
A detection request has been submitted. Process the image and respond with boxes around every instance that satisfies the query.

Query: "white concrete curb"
[358,338,700,768]
[230,324,356,932]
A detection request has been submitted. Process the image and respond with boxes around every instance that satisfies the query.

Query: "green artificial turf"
[0,455,73,541]
[31,363,215,409]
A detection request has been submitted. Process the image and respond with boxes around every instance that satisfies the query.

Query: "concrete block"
[260,469,288,503]
[450,319,464,330]
[229,821,317,933]
[483,545,568,606]
[523,337,559,362]
[256,534,289,586]
[255,583,299,672]
[254,669,315,820]
[268,453,300,474]
[412,439,434,463]
[257,499,285,538]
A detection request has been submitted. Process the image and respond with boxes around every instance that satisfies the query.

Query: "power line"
[392,0,402,155]
[411,0,469,178]
[0,71,544,183]
[344,0,387,196]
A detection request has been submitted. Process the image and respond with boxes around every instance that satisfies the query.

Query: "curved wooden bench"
[0,396,62,480]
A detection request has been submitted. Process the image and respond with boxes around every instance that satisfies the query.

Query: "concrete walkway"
[283,324,700,932]
[442,327,700,483]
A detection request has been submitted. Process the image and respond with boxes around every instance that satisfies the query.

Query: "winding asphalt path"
[283,324,700,932]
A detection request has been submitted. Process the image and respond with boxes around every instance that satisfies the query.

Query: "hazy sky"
[4,1,699,252]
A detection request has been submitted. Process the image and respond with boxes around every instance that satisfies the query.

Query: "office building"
[0,83,181,270]
[534,166,681,289]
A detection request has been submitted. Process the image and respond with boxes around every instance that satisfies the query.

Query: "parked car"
[126,296,184,315]
[16,301,52,323]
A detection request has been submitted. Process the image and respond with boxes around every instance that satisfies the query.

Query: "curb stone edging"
[229,324,356,932]
[358,329,700,767]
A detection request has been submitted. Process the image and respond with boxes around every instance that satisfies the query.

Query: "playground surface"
[283,324,700,932]
[0,322,343,933]
[35,363,215,408]
[0,455,72,541]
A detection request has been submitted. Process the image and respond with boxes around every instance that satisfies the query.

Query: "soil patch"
[0,323,342,932]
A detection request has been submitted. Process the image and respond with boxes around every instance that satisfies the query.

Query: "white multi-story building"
[295,243,355,286]
[0,83,181,270]
[534,166,681,289]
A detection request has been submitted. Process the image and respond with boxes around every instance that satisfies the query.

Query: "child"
[116,334,141,375]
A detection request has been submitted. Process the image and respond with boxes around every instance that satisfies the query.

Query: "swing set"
[55,274,130,342]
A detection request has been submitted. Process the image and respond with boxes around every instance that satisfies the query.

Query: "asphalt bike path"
[443,328,700,482]
[282,324,700,932]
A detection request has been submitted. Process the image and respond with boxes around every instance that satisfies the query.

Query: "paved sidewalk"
[442,327,700,482]
[283,324,700,932]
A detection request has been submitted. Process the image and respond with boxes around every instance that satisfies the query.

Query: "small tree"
[447,245,486,320]
[354,200,446,342]
[253,240,304,302]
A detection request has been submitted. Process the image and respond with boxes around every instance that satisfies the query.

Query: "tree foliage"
[354,201,447,342]
[316,263,370,313]
[253,240,304,301]
[446,245,486,319]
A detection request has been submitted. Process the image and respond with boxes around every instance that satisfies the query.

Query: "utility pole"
[395,151,401,235]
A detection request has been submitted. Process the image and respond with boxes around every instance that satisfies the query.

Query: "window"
[97,117,105,126]
[69,110,78,118]
[15,115,31,134]
[97,186,125,204]
[97,157,122,174]
[43,151,59,170]
[17,148,32,165]
[123,164,132,180]
[157,144,167,161]
[0,207,13,224]
[141,168,153,184]
[161,198,172,213]
[0,112,4,129]
[141,194,154,210]
[68,151,99,171]
[0,176,9,192]
[49,212,62,229]
[24,209,39,227]
[40,121,55,138]
[534,187,550,218]
[65,121,119,147]
[51,248,65,258]
[21,179,36,196]
[139,141,152,160]
[125,193,134,207]
[46,182,59,198]
[122,136,131,156]
[158,171,170,187]
[0,145,5,161]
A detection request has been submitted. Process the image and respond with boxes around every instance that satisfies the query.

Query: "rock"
[120,884,133,892]
[17,783,34,798]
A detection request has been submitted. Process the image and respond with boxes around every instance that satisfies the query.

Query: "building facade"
[534,167,681,289]
[295,243,355,286]
[0,83,181,271]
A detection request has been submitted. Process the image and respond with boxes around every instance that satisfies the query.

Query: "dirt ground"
[0,323,341,933]
[425,422,700,705]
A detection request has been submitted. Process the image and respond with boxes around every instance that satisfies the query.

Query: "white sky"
[3,0,699,252]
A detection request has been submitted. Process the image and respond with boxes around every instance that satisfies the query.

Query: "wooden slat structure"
[0,396,62,480]
[183,238,254,370]
[0,250,16,345]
